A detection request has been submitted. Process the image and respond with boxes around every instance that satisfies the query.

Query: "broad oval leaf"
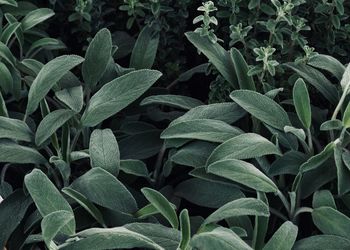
[26,55,84,115]
[203,198,269,225]
[24,169,75,234]
[120,159,149,178]
[141,94,204,110]
[35,109,75,146]
[81,69,162,127]
[82,28,112,88]
[293,235,350,250]
[308,54,345,80]
[262,221,298,250]
[0,140,46,164]
[312,190,336,209]
[293,78,311,128]
[207,133,281,166]
[207,159,278,193]
[21,8,54,31]
[141,188,179,229]
[55,86,83,112]
[89,129,120,175]
[230,90,291,130]
[161,119,242,143]
[0,116,33,142]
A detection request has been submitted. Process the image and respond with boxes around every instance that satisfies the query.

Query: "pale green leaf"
[141,95,204,110]
[262,221,298,250]
[0,140,46,164]
[21,8,54,31]
[0,116,33,142]
[293,78,311,128]
[55,86,83,112]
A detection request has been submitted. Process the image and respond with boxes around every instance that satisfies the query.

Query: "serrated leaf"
[81,69,162,127]
[35,109,75,146]
[203,198,269,225]
[82,28,112,88]
[207,159,278,193]
[262,221,298,250]
[141,187,179,229]
[21,8,54,31]
[230,90,291,130]
[24,169,75,235]
[0,140,46,164]
[55,86,83,112]
[26,55,84,115]
[207,133,281,166]
[161,119,242,143]
[0,116,33,142]
[141,95,204,110]
[293,78,311,128]
[89,129,120,175]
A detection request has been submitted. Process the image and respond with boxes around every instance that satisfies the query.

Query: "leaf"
[341,63,350,94]
[82,28,112,88]
[285,63,338,104]
[252,192,269,250]
[207,159,278,193]
[293,78,311,128]
[24,169,75,235]
[89,129,120,175]
[300,142,335,173]
[179,209,191,250]
[26,37,64,56]
[312,206,350,239]
[293,235,350,250]
[175,178,244,208]
[41,210,74,247]
[0,41,15,66]
[141,187,179,229]
[0,116,33,142]
[0,190,32,249]
[207,133,281,166]
[161,119,242,143]
[130,25,159,69]
[81,69,162,127]
[191,227,253,250]
[269,151,308,176]
[26,55,84,115]
[21,8,55,31]
[61,227,163,250]
[343,102,350,128]
[230,90,291,130]
[55,86,84,112]
[262,221,298,250]
[230,48,256,91]
[320,119,342,131]
[203,198,269,225]
[0,0,17,6]
[308,54,345,80]
[120,159,149,178]
[35,109,75,146]
[312,190,336,209]
[69,167,137,214]
[334,144,350,195]
[0,62,13,94]
[186,32,238,88]
[62,187,106,227]
[141,95,204,110]
[0,140,46,164]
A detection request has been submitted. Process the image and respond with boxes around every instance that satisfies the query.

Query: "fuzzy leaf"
[293,78,311,128]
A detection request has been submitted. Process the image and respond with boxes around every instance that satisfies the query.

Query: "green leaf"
[207,159,278,193]
[312,206,350,239]
[24,169,75,235]
[0,190,32,249]
[312,190,336,209]
[21,8,55,31]
[308,54,345,80]
[0,62,13,94]
[207,133,281,166]
[141,95,204,110]
[89,129,120,175]
[175,178,244,208]
[82,28,112,88]
[343,102,350,128]
[120,159,149,178]
[55,86,84,112]
[161,119,242,143]
[62,187,106,227]
[141,188,178,229]
[179,209,191,250]
[186,32,238,88]
[230,90,291,130]
[0,0,17,6]
[130,25,159,69]
[230,48,255,91]
[320,119,342,131]
[191,227,253,250]
[0,22,21,45]
[81,69,162,127]
[293,235,350,250]
[41,210,74,247]
[300,142,335,173]
[203,198,269,225]
[69,167,137,214]
[252,192,269,250]
[26,38,65,57]
[334,144,350,195]
[35,109,75,146]
[0,140,46,164]
[293,78,311,128]
[0,41,15,67]
[262,221,298,250]
[0,116,33,142]
[61,227,163,250]
[26,55,84,115]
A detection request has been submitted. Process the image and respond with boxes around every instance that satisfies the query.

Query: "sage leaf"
[262,221,298,250]
[141,95,204,110]
[120,159,149,178]
[312,190,336,209]
[230,48,256,91]
[21,8,55,31]
[0,140,46,164]
[293,78,311,128]
[0,62,12,94]
[293,235,350,250]
[55,86,83,112]
[0,116,33,142]
[179,209,191,250]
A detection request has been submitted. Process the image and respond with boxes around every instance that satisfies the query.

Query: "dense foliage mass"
[2,0,350,249]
